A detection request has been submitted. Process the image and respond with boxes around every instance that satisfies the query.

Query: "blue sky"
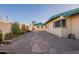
[0,4,79,24]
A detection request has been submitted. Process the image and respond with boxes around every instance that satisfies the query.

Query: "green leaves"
[11,22,21,35]
[0,30,3,44]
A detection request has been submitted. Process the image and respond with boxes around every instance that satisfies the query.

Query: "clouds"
[0,4,79,24]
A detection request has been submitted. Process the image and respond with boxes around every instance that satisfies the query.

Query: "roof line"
[44,8,79,24]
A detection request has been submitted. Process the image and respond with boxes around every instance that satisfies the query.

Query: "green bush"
[11,22,21,35]
[4,32,14,40]
[0,30,3,44]
[4,22,29,41]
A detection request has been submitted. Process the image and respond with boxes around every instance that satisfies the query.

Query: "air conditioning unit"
[68,33,76,39]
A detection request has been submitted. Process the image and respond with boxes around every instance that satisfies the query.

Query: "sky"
[0,4,79,24]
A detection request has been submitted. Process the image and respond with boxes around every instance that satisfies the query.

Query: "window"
[41,26,43,28]
[54,20,60,27]
[53,19,66,28]
[62,19,66,27]
[46,25,47,28]
[37,26,39,28]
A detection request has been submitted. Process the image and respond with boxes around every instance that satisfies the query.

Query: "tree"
[0,30,3,44]
[21,24,27,33]
[11,22,21,36]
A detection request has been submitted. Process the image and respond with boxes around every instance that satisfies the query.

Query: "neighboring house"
[32,21,36,25]
[45,8,79,39]
[33,23,46,31]
[0,20,12,35]
[27,24,33,31]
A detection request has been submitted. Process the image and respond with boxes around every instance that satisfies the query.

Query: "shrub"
[11,22,21,35]
[0,30,3,44]
[2,40,12,44]
[4,32,14,40]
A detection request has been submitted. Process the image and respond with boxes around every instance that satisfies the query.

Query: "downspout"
[60,19,63,37]
[70,16,72,34]
[60,16,65,37]
[60,16,66,37]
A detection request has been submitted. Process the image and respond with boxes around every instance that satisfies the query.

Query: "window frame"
[53,19,66,28]
[41,26,43,28]
[53,20,61,28]
[61,19,66,28]
[37,26,39,28]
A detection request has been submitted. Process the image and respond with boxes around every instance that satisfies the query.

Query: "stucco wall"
[61,14,79,39]
[46,24,49,32]
[46,14,79,39]
[71,14,79,39]
[0,21,12,35]
[34,26,46,31]
[45,16,63,37]
[52,28,62,37]
[46,21,53,32]
[61,17,71,37]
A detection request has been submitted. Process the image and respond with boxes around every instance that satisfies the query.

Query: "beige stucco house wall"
[33,25,46,31]
[46,16,65,37]
[0,20,12,35]
[66,14,79,39]
[45,14,79,39]
[60,14,79,39]
[27,25,33,31]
